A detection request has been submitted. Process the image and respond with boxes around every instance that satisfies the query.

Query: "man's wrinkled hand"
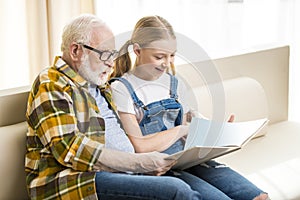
[137,151,177,176]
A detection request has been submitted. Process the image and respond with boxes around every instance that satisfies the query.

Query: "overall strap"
[109,77,145,108]
[168,73,179,99]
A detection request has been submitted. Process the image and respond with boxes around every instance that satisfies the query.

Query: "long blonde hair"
[112,15,176,77]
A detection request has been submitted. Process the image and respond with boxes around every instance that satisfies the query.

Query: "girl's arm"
[118,111,188,153]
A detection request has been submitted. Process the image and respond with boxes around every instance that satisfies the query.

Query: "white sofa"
[177,45,300,200]
[1,45,298,200]
[0,86,30,200]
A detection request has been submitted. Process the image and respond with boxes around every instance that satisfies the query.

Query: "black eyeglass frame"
[79,43,119,61]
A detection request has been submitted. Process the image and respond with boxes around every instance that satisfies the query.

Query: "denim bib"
[110,74,184,154]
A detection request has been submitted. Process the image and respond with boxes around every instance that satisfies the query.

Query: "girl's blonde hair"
[112,15,176,77]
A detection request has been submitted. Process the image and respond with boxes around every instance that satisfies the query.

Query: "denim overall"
[110,74,184,154]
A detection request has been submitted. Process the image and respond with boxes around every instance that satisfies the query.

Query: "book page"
[213,118,268,147]
[185,118,268,149]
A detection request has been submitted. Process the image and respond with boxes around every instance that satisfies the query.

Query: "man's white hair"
[61,14,107,54]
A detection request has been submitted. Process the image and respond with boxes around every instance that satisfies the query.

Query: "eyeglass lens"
[81,44,118,61]
[100,51,118,61]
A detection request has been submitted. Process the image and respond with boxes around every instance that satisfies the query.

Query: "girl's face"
[133,39,177,81]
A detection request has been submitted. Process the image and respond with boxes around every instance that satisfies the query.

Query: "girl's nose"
[161,63,168,68]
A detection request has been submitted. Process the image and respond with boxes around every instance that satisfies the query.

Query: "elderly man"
[25,14,202,200]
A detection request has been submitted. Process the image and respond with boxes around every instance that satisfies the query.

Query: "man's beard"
[78,55,112,86]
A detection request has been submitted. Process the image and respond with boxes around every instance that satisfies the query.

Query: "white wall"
[0,0,299,121]
[95,0,300,121]
[0,1,29,90]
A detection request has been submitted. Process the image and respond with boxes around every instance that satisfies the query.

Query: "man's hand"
[136,151,176,176]
[94,148,176,176]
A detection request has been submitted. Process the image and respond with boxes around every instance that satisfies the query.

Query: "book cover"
[166,117,269,170]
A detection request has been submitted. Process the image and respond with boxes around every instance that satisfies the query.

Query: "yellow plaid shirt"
[25,56,116,200]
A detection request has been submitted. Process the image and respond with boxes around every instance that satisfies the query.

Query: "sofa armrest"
[0,121,29,199]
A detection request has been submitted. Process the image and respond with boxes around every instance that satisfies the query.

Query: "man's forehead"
[96,37,115,50]
[91,26,115,49]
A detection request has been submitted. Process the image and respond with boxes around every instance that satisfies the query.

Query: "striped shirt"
[25,56,119,200]
[88,84,134,153]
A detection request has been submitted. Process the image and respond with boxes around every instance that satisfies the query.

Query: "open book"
[165,117,269,170]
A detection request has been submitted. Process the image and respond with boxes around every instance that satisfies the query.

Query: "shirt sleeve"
[110,80,136,114]
[26,82,104,172]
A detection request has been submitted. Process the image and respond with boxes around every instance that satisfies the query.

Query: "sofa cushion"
[217,121,300,200]
[0,86,29,127]
[0,121,29,200]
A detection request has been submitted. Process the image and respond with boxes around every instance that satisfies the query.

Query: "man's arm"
[27,81,176,174]
[27,82,104,171]
[94,148,176,176]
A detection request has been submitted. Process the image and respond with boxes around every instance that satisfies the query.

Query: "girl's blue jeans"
[95,171,202,200]
[95,161,264,200]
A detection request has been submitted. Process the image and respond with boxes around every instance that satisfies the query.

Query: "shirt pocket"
[142,120,163,134]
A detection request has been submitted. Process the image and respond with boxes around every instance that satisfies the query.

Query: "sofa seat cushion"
[217,121,300,200]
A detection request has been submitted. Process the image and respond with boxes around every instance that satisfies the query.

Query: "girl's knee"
[164,176,202,199]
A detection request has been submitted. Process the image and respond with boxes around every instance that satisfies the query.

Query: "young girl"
[110,15,269,200]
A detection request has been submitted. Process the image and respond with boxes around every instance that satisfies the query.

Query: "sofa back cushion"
[0,86,29,126]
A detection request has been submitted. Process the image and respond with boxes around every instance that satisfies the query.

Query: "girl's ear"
[133,43,141,56]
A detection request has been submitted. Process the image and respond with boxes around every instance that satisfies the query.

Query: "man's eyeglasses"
[80,44,119,61]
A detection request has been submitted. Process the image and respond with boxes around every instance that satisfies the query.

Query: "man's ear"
[70,42,81,61]
[133,43,141,56]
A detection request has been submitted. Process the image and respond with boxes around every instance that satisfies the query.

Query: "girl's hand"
[227,114,235,122]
